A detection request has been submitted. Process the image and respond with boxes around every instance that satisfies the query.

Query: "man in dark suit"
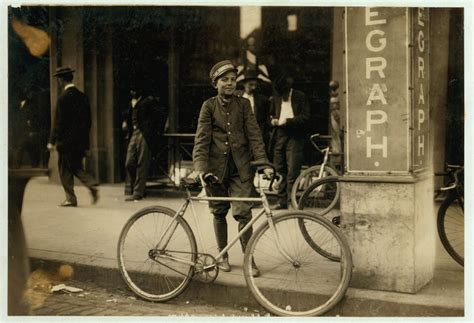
[237,70,270,151]
[123,82,165,201]
[48,67,98,207]
[269,73,310,209]
[193,60,273,276]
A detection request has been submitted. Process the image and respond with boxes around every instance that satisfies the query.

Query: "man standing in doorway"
[237,70,270,151]
[123,81,164,201]
[48,67,98,207]
[269,73,310,209]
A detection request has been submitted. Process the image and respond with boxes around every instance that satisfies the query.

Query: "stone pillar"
[342,7,435,293]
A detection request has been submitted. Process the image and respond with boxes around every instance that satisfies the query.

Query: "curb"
[29,257,463,317]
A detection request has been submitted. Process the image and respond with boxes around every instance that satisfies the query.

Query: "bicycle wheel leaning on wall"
[291,165,339,209]
[297,176,342,262]
[437,166,464,267]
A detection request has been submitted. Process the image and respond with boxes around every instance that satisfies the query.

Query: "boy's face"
[244,80,257,95]
[214,70,237,97]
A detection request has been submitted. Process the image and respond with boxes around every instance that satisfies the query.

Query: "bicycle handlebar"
[440,166,463,191]
[309,133,333,154]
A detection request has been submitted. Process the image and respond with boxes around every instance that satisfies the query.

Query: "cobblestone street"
[30,279,263,317]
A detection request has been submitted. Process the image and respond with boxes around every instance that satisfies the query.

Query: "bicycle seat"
[180,173,219,189]
[180,177,201,189]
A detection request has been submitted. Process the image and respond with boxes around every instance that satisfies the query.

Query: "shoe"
[59,200,77,207]
[251,258,260,277]
[271,203,288,210]
[125,195,143,202]
[91,188,99,205]
[218,257,231,272]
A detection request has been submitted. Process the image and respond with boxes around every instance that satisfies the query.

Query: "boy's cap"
[209,60,237,83]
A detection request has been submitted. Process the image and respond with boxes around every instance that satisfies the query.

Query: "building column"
[342,7,436,293]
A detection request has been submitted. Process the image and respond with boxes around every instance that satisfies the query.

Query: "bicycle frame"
[153,187,296,267]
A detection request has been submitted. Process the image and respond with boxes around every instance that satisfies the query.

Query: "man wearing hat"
[237,70,270,150]
[193,60,273,276]
[269,72,310,210]
[48,67,98,207]
[122,80,166,201]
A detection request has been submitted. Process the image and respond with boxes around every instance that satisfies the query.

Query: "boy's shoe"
[218,257,231,272]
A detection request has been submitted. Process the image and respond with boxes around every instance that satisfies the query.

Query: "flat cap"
[209,60,237,83]
[53,66,75,77]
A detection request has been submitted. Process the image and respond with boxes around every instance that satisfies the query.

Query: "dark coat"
[125,96,166,152]
[237,92,270,147]
[49,86,91,153]
[268,89,310,151]
[193,95,268,182]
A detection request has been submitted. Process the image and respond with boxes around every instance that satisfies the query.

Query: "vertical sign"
[412,8,430,171]
[345,7,410,173]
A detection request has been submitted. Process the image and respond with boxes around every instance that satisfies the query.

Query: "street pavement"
[29,279,259,316]
[19,176,465,316]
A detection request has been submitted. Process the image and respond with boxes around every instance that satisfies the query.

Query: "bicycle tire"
[243,211,352,316]
[291,165,339,209]
[117,206,197,301]
[298,176,342,262]
[437,193,464,266]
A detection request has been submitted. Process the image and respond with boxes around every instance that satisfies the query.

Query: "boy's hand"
[263,168,274,179]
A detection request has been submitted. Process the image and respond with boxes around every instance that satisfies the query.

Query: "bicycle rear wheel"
[298,176,342,261]
[243,211,352,316]
[117,206,197,301]
[437,193,464,266]
[291,165,339,209]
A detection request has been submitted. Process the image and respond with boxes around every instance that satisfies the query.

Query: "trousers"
[205,154,254,257]
[272,127,304,206]
[125,129,150,198]
[58,151,97,204]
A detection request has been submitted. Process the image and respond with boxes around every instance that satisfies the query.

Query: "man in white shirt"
[269,73,310,209]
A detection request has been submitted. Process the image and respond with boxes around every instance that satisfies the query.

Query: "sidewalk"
[21,177,464,316]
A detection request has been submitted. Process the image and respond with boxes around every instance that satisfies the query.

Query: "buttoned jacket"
[49,86,91,153]
[193,95,268,182]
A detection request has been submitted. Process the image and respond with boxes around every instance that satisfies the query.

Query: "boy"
[193,60,273,276]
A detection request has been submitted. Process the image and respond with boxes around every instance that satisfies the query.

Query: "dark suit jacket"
[193,95,268,182]
[125,96,167,152]
[268,89,310,151]
[237,92,270,147]
[49,86,91,153]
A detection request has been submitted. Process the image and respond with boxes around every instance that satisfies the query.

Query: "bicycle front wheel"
[291,165,339,209]
[437,193,464,266]
[117,206,197,302]
[243,211,352,316]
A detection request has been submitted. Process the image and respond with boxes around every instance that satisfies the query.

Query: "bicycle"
[117,162,352,316]
[291,134,340,209]
[298,176,342,262]
[436,165,464,266]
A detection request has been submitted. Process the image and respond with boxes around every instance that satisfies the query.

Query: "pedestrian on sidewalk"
[269,72,310,210]
[192,60,274,276]
[47,67,98,207]
[122,81,165,201]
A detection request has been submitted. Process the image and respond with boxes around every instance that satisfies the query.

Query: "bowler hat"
[241,69,259,83]
[209,60,237,84]
[53,66,75,77]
